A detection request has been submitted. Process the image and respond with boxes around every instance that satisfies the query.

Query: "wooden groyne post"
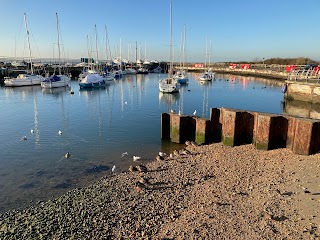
[161,107,320,155]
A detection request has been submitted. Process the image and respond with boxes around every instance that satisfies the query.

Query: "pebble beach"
[1,142,320,239]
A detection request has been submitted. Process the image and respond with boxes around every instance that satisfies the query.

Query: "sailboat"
[102,25,116,81]
[198,38,215,81]
[4,13,45,87]
[41,13,70,89]
[158,0,180,93]
[78,25,107,88]
[173,25,188,84]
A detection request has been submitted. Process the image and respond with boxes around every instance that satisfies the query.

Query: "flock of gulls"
[22,129,69,157]
[22,129,63,141]
[22,127,198,179]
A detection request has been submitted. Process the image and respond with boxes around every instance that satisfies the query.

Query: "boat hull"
[41,75,70,89]
[4,74,44,87]
[158,78,180,93]
[78,73,107,88]
[79,80,106,89]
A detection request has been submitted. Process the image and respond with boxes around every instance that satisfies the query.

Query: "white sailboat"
[173,25,188,84]
[102,25,115,81]
[159,0,180,93]
[78,25,107,88]
[41,13,70,89]
[198,38,215,81]
[4,13,44,87]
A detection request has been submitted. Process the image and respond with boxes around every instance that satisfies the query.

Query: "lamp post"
[262,58,265,70]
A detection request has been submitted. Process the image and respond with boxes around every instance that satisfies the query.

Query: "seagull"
[124,101,128,104]
[159,151,166,157]
[58,130,62,135]
[193,110,197,116]
[178,110,181,115]
[64,152,70,158]
[30,129,34,134]
[22,136,27,140]
[133,156,141,161]
[111,165,116,172]
[121,152,128,157]
[170,109,174,113]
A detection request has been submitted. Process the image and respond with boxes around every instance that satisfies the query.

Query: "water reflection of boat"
[4,85,42,95]
[42,86,71,95]
[159,91,180,104]
[198,79,213,86]
[79,86,106,91]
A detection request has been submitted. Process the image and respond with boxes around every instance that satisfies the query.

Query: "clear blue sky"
[1,0,319,63]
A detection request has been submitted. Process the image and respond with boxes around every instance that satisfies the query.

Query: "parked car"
[304,63,319,70]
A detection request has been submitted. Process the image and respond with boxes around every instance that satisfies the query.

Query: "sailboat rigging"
[198,38,215,81]
[158,0,180,93]
[41,13,70,89]
[4,13,45,87]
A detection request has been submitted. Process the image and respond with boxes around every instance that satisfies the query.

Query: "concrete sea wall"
[162,108,320,155]
[285,81,320,103]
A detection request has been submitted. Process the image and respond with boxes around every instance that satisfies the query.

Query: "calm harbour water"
[0,72,285,212]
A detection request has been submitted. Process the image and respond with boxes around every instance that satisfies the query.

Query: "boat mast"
[24,13,33,74]
[135,41,138,66]
[209,40,212,69]
[104,25,112,65]
[86,34,91,69]
[205,38,207,69]
[56,13,61,75]
[183,24,186,69]
[169,0,173,78]
[95,24,99,71]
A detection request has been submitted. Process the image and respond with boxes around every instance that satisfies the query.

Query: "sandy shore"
[0,142,320,239]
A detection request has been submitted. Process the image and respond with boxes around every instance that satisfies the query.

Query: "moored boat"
[78,73,106,89]
[41,74,70,88]
[158,0,180,94]
[5,74,44,87]
[198,69,215,81]
[173,70,188,84]
[5,13,44,87]
[159,78,180,93]
[41,13,70,89]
